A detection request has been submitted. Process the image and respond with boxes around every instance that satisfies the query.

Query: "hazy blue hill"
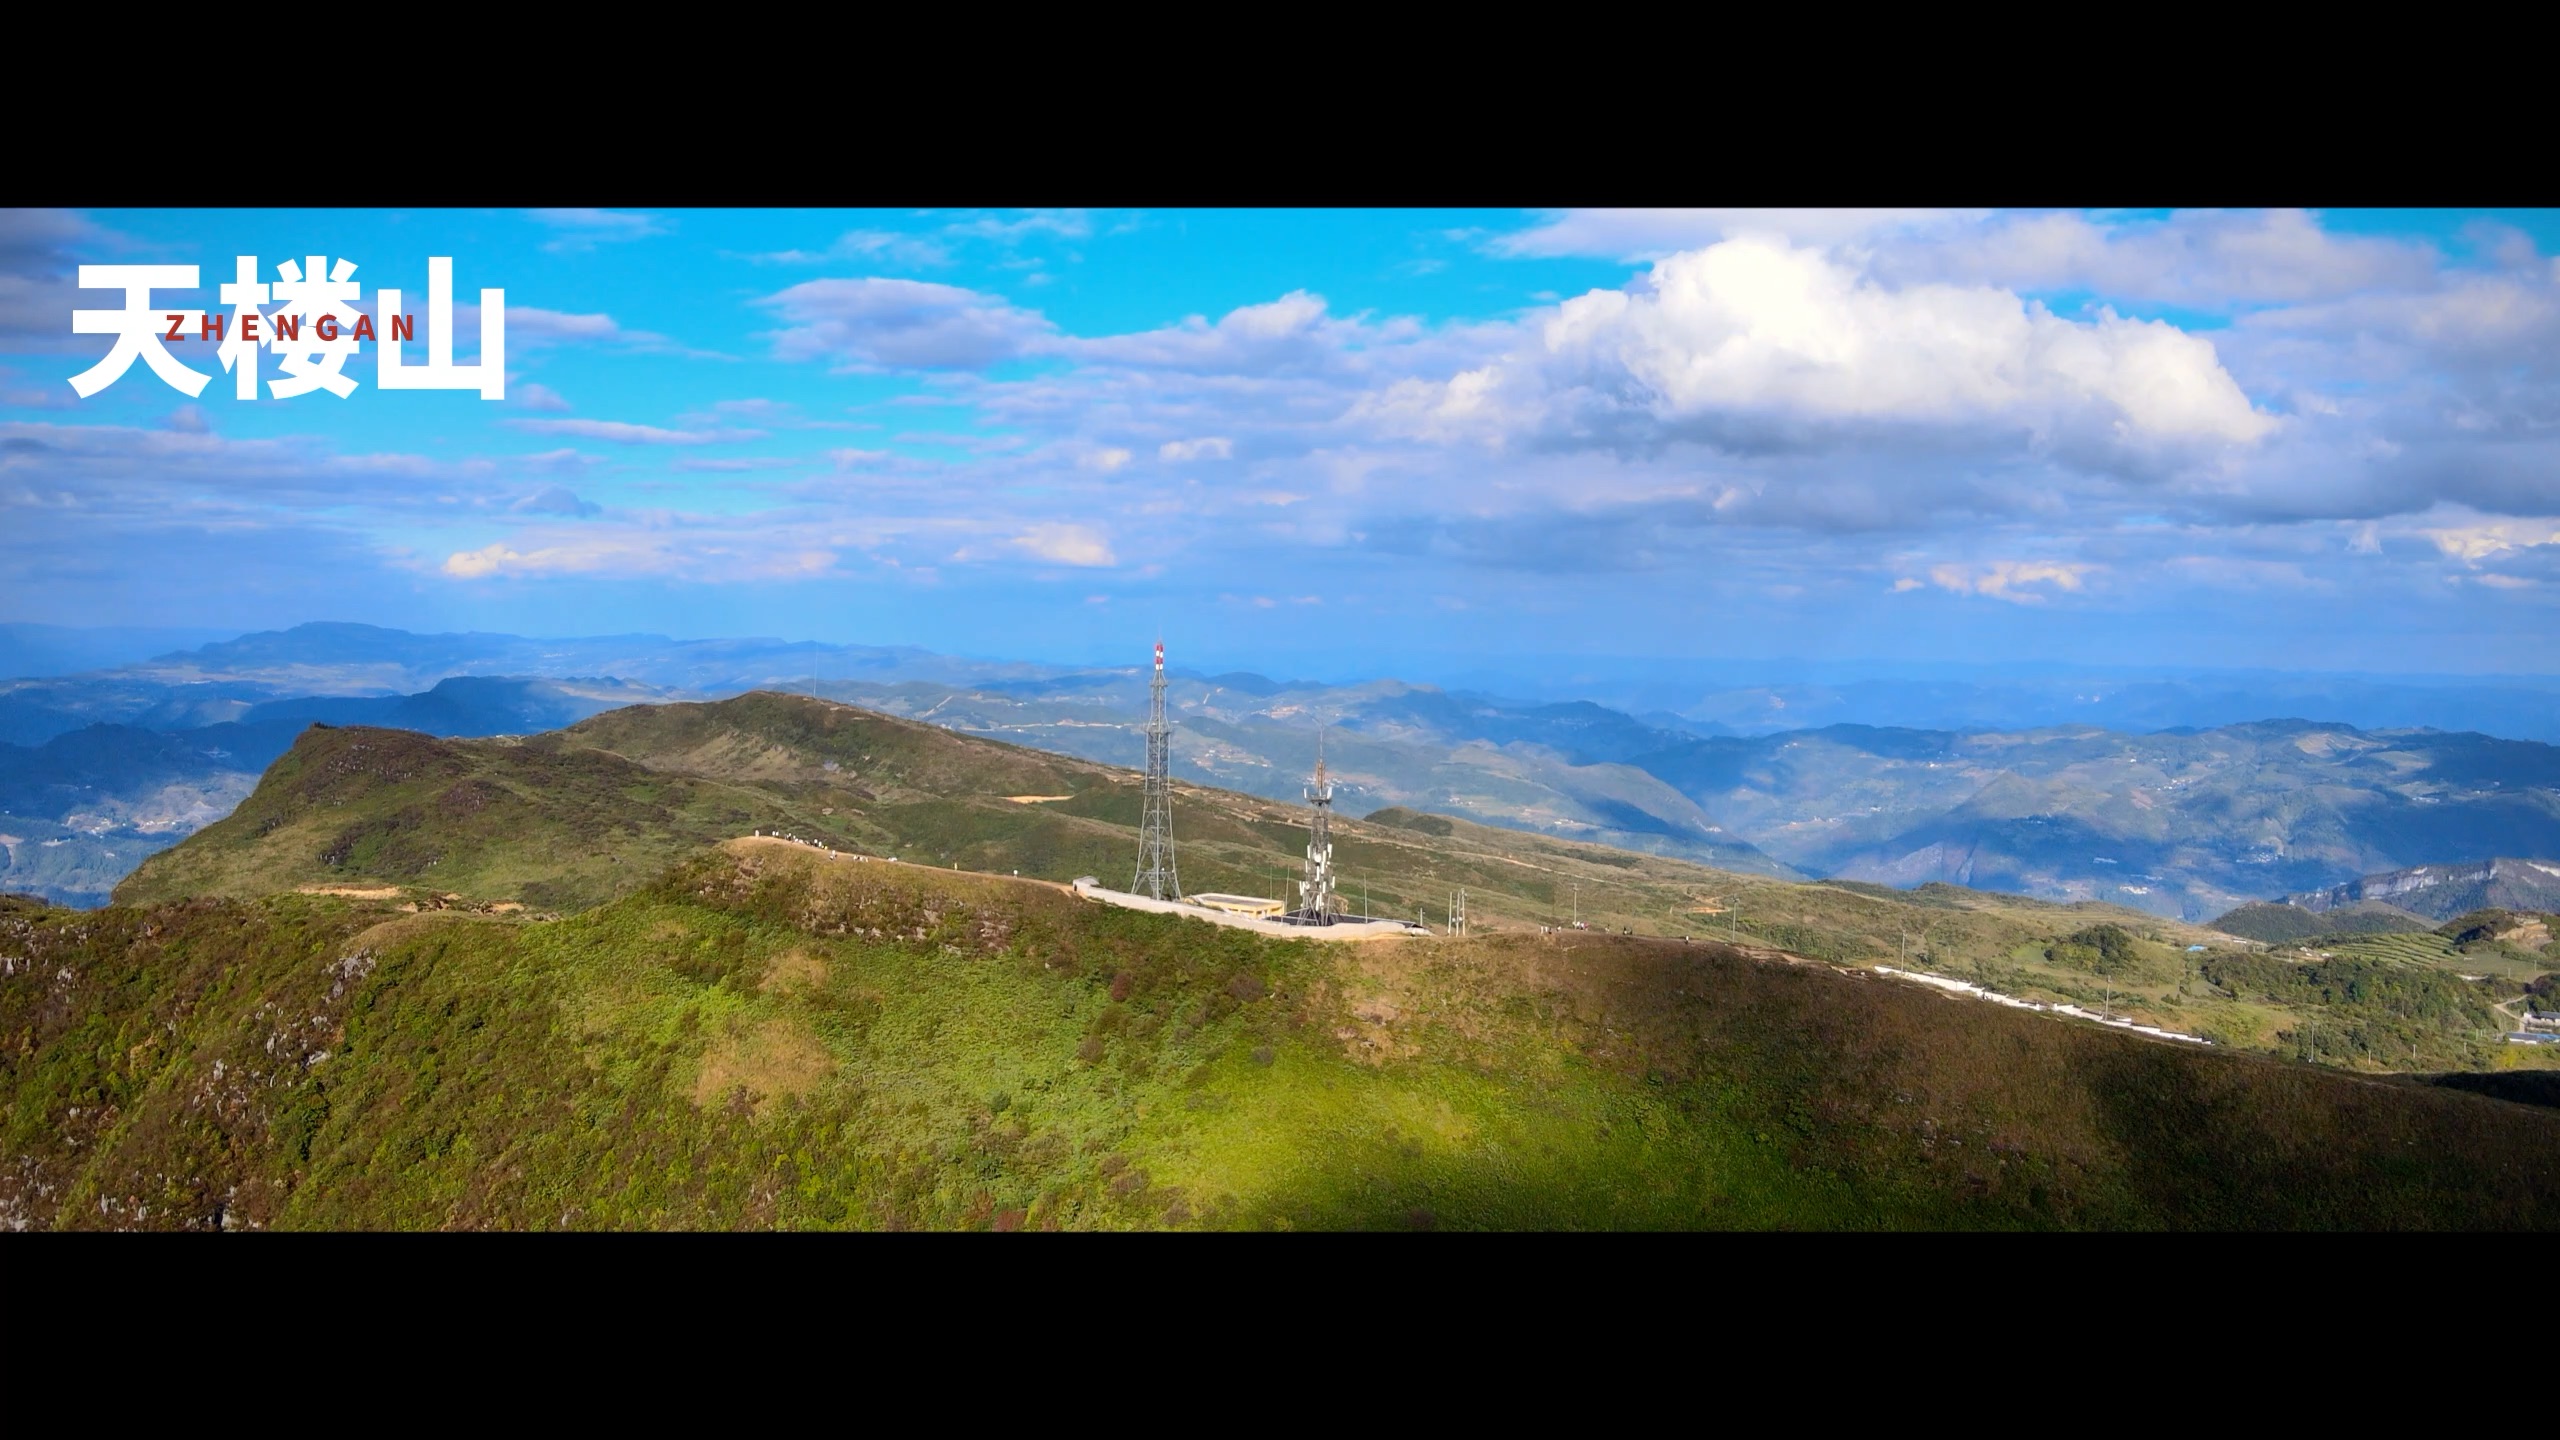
[1579,667,2560,745]
[0,623,231,680]
[238,676,664,738]
[8,622,2559,923]
[1631,722,2560,921]
[136,622,1073,695]
[0,720,307,906]
[154,622,543,671]
[803,677,1794,876]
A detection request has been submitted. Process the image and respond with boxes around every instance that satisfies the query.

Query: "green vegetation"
[11,842,2560,1231]
[2210,900,2433,945]
[2046,923,2142,977]
[2198,950,2506,1067]
[108,693,2559,1082]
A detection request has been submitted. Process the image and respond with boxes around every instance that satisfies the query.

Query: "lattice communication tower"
[1132,639,1181,899]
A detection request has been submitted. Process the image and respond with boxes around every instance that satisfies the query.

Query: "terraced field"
[2325,929,2549,982]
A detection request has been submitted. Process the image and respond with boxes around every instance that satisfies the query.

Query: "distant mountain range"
[2285,857,2560,922]
[3,622,2557,919]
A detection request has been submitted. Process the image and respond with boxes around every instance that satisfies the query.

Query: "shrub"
[1109,971,1134,1003]
[2048,923,2140,977]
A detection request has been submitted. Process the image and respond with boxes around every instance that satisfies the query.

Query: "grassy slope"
[114,723,808,913]
[114,693,2557,1076]
[10,840,2559,1231]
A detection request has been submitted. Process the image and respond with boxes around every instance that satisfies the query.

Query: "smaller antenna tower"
[1294,728,1337,924]
[1448,887,1467,937]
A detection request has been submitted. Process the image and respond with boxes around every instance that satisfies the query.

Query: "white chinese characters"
[66,256,505,401]
[69,266,206,399]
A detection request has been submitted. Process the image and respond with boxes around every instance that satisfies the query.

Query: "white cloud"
[1158,436,1233,462]
[1070,291,1380,375]
[2423,517,2560,562]
[448,303,716,360]
[517,448,601,473]
[1008,523,1115,567]
[1364,236,2275,464]
[525,209,669,253]
[440,531,838,582]
[750,230,953,268]
[1880,209,2442,309]
[1079,446,1133,473]
[1543,237,2274,445]
[513,382,570,412]
[1927,560,2095,604]
[943,210,1091,242]
[1497,209,1961,260]
[507,419,759,446]
[760,278,1056,370]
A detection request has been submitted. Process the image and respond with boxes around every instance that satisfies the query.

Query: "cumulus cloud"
[760,278,1056,370]
[1926,560,2095,603]
[1158,436,1233,461]
[1512,237,2275,456]
[1873,209,2442,309]
[1070,291,1386,375]
[1009,523,1115,567]
[2423,517,2560,562]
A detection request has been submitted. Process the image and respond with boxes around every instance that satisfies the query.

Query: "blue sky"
[3,206,2555,682]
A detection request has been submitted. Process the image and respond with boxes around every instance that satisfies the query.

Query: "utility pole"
[1572,882,1580,928]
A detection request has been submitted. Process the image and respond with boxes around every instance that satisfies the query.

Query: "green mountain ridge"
[11,689,2558,1230]
[111,691,2557,1076]
[11,842,2560,1231]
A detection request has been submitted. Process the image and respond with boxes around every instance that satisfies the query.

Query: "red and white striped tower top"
[1154,640,1164,672]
